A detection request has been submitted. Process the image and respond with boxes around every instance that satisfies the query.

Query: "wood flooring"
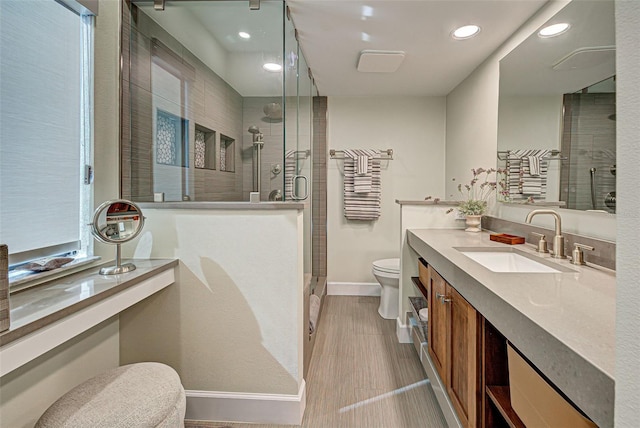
[185,296,447,428]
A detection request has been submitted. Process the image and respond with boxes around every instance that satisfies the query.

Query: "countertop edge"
[137,202,306,210]
[395,200,460,206]
[0,259,178,346]
[406,230,614,428]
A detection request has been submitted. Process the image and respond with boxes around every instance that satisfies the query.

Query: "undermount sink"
[455,247,575,273]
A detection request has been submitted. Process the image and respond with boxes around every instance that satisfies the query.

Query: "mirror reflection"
[92,201,144,244]
[497,0,615,213]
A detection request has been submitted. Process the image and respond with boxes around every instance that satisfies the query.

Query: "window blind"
[0,0,85,262]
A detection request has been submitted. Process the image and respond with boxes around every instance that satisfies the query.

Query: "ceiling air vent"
[553,46,616,71]
[357,50,405,73]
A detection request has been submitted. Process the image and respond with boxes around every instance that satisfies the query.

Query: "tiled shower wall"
[121,1,244,202]
[241,97,285,201]
[560,93,616,212]
[312,97,327,278]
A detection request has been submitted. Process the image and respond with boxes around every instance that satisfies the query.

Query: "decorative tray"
[490,233,525,245]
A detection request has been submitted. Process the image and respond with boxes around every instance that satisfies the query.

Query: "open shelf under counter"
[486,386,526,428]
[410,276,428,300]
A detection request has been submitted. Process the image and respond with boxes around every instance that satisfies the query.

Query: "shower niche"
[194,125,216,171]
[220,135,235,173]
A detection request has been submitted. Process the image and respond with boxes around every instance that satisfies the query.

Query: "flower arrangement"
[452,167,501,216]
[425,167,533,217]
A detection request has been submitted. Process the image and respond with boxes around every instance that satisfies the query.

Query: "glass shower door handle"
[291,175,308,200]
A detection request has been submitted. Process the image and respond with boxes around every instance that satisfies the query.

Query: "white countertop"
[407,229,615,427]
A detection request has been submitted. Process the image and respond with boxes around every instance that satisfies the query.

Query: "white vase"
[465,215,482,232]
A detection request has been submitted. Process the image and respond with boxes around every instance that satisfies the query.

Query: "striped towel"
[284,150,296,199]
[344,149,377,193]
[343,150,381,221]
[506,149,550,199]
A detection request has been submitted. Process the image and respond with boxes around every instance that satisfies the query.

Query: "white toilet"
[372,258,400,319]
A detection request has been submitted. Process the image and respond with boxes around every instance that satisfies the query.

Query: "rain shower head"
[248,125,260,134]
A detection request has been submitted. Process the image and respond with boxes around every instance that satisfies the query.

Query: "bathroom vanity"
[405,229,615,428]
[0,259,178,377]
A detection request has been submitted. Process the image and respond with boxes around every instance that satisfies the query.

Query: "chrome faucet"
[525,209,566,259]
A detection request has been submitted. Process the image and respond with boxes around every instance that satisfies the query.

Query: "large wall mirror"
[497,0,615,213]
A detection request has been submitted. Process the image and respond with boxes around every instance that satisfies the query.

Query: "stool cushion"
[35,362,186,428]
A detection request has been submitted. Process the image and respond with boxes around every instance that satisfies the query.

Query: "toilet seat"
[372,258,400,275]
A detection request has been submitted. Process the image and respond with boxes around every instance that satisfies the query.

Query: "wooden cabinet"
[427,265,481,428]
[428,265,448,382]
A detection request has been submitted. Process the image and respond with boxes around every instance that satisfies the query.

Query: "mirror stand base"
[99,263,136,275]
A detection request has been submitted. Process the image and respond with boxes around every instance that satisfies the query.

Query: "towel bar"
[329,148,394,160]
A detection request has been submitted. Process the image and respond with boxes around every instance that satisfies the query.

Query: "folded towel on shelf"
[309,294,321,334]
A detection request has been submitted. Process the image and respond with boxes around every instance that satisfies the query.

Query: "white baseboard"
[185,380,306,425]
[396,316,412,343]
[327,282,381,296]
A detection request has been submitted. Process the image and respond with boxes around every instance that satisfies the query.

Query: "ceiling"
[287,0,548,96]
[135,0,551,97]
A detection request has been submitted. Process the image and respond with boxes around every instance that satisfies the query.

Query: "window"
[0,0,94,271]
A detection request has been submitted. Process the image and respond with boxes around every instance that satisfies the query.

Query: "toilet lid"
[373,258,400,274]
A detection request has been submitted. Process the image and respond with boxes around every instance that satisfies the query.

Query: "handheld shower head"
[248,125,263,143]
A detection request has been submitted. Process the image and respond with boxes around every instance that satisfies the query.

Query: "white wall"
[0,319,119,428]
[497,95,563,151]
[327,96,446,283]
[615,0,640,424]
[445,58,501,200]
[94,0,123,258]
[120,208,304,397]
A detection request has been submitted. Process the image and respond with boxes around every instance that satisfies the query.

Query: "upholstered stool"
[36,362,186,428]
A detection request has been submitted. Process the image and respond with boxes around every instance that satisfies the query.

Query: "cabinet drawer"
[409,296,428,341]
[411,325,424,358]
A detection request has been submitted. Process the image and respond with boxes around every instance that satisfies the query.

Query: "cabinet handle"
[435,292,451,304]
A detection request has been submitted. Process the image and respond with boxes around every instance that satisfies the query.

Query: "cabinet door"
[448,285,480,428]
[428,266,448,383]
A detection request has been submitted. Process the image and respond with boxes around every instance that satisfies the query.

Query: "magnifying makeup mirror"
[91,199,145,275]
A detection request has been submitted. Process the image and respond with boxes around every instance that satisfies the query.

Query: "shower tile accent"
[312,97,328,277]
[1,244,9,333]
[156,110,180,165]
[194,130,206,169]
[219,144,226,171]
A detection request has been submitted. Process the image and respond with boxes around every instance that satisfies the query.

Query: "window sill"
[9,256,102,293]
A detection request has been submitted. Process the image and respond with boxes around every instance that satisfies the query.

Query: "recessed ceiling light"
[238,31,251,39]
[263,62,282,72]
[538,23,570,38]
[452,25,481,40]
